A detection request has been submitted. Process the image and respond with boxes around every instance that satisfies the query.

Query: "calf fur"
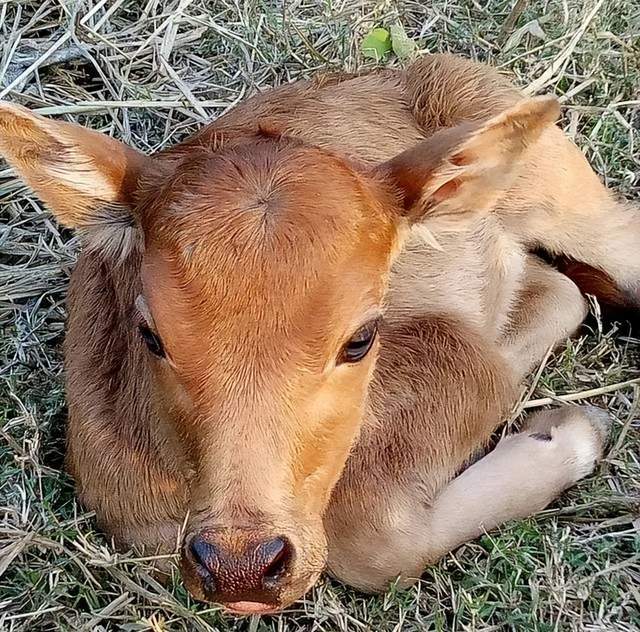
[0,54,637,614]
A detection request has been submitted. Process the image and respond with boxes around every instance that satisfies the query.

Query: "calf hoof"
[523,405,612,481]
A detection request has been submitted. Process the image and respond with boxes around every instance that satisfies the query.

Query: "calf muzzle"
[181,528,295,613]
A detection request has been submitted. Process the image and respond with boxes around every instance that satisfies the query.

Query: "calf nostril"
[189,537,218,584]
[261,537,293,584]
[185,532,294,599]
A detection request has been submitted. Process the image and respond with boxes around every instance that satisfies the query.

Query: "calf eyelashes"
[339,317,381,365]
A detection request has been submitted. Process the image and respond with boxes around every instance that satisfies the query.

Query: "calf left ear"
[0,101,150,230]
[378,96,560,226]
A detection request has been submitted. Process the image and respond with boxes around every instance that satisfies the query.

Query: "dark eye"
[138,324,165,358]
[339,319,380,364]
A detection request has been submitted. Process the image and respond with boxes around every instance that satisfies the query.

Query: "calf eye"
[339,319,380,364]
[138,324,165,358]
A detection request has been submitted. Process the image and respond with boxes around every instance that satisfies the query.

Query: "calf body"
[0,54,637,613]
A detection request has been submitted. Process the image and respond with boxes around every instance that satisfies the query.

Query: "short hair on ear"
[0,101,153,257]
[378,96,561,227]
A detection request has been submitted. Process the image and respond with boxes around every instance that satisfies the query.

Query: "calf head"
[0,96,558,612]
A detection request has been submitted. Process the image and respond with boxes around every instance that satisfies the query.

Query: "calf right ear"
[0,102,151,231]
[378,96,560,228]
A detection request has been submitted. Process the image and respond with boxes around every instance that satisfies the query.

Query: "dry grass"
[1,0,639,630]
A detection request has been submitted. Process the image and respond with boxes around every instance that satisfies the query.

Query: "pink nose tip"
[186,531,294,605]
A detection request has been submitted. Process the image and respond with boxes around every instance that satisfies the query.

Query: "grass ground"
[0,0,639,630]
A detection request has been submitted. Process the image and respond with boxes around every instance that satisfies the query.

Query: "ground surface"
[0,1,639,630]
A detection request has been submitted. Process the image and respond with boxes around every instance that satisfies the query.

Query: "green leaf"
[389,23,417,60]
[361,27,392,61]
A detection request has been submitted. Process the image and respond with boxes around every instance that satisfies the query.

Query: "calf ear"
[379,96,560,226]
[0,102,150,230]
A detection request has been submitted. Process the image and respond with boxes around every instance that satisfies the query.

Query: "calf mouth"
[223,601,282,615]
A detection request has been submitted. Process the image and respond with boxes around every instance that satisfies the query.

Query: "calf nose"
[186,531,294,605]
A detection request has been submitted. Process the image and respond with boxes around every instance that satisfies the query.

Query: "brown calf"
[0,54,637,615]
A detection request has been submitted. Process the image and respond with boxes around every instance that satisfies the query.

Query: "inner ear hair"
[77,202,142,263]
[0,100,151,233]
[380,96,561,224]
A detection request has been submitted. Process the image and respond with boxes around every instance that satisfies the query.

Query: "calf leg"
[499,256,587,382]
[407,55,640,314]
[425,405,610,563]
[500,126,640,317]
[327,406,609,593]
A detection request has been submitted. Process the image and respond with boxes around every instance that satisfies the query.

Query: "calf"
[0,54,637,615]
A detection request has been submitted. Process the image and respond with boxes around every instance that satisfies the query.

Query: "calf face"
[138,138,399,609]
[0,97,559,612]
